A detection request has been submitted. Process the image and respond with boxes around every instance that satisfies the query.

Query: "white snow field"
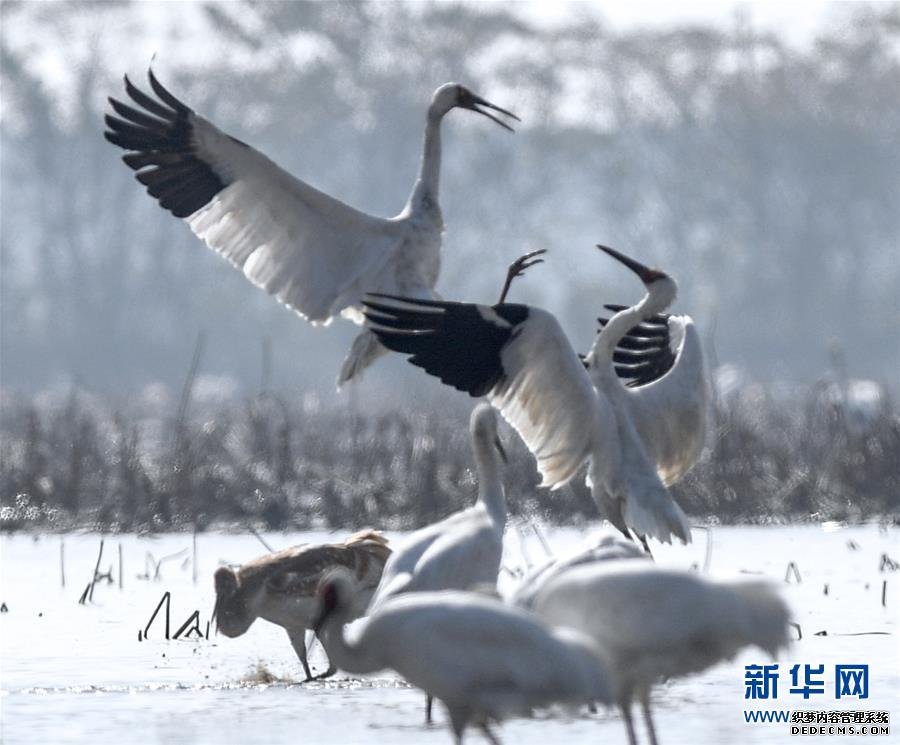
[1,524,897,744]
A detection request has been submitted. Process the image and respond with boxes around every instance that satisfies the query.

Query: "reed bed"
[1,379,897,532]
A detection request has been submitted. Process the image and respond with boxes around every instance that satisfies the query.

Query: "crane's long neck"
[319,615,383,675]
[408,112,443,211]
[474,445,506,528]
[588,281,672,364]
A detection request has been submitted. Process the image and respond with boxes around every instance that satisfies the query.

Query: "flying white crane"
[368,403,508,722]
[528,560,792,745]
[213,530,390,681]
[104,71,518,386]
[362,245,692,545]
[312,571,616,744]
[585,245,709,489]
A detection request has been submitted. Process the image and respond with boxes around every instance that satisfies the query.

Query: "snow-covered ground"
[1,524,897,744]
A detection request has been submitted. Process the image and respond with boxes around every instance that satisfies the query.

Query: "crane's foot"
[310,664,336,681]
[642,696,660,745]
[498,248,547,303]
[480,722,503,745]
[425,694,434,725]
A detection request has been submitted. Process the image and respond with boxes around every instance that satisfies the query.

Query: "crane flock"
[105,70,792,744]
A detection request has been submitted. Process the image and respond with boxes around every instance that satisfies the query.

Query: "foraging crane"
[312,570,616,744]
[528,560,791,745]
[104,71,519,386]
[362,245,692,545]
[368,403,508,722]
[585,245,709,488]
[212,530,390,681]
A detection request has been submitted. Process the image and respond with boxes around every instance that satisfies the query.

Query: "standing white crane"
[104,71,518,385]
[362,245,691,546]
[312,571,616,744]
[369,404,507,608]
[213,530,390,681]
[585,245,709,489]
[368,403,508,722]
[527,560,792,745]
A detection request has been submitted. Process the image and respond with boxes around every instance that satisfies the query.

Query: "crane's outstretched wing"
[363,295,610,489]
[592,304,676,387]
[620,315,709,485]
[104,70,407,324]
[586,307,708,486]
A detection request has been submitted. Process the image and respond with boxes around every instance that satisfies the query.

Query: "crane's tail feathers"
[622,490,692,545]
[337,329,388,388]
[725,580,793,656]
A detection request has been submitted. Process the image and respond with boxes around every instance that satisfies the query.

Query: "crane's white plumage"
[314,573,616,743]
[621,315,708,486]
[530,560,791,745]
[368,404,507,611]
[184,121,417,323]
[491,308,608,488]
[105,72,517,384]
[511,530,646,610]
[363,247,692,545]
[589,304,709,488]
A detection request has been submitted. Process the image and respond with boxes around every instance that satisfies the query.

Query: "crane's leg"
[621,702,640,745]
[425,694,434,725]
[287,628,314,681]
[640,693,659,745]
[311,630,336,680]
[480,722,503,745]
[337,329,388,388]
[497,249,547,304]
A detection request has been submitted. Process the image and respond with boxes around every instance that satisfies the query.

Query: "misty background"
[1,1,898,530]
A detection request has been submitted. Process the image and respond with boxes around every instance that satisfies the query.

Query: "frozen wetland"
[1,524,897,744]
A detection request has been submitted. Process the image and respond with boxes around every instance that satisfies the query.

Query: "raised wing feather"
[489,309,608,488]
[622,316,709,485]
[363,297,608,489]
[105,71,408,324]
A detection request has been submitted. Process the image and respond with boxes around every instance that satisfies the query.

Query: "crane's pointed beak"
[596,244,666,284]
[462,93,520,132]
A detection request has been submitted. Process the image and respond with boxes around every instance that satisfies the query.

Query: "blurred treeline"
[2,1,899,394]
[0,376,897,532]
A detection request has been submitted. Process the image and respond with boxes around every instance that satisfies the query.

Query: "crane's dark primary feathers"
[363,295,528,397]
[597,304,676,386]
[104,70,229,218]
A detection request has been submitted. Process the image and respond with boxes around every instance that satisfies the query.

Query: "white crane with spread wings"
[585,246,709,489]
[362,246,692,546]
[104,71,518,385]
